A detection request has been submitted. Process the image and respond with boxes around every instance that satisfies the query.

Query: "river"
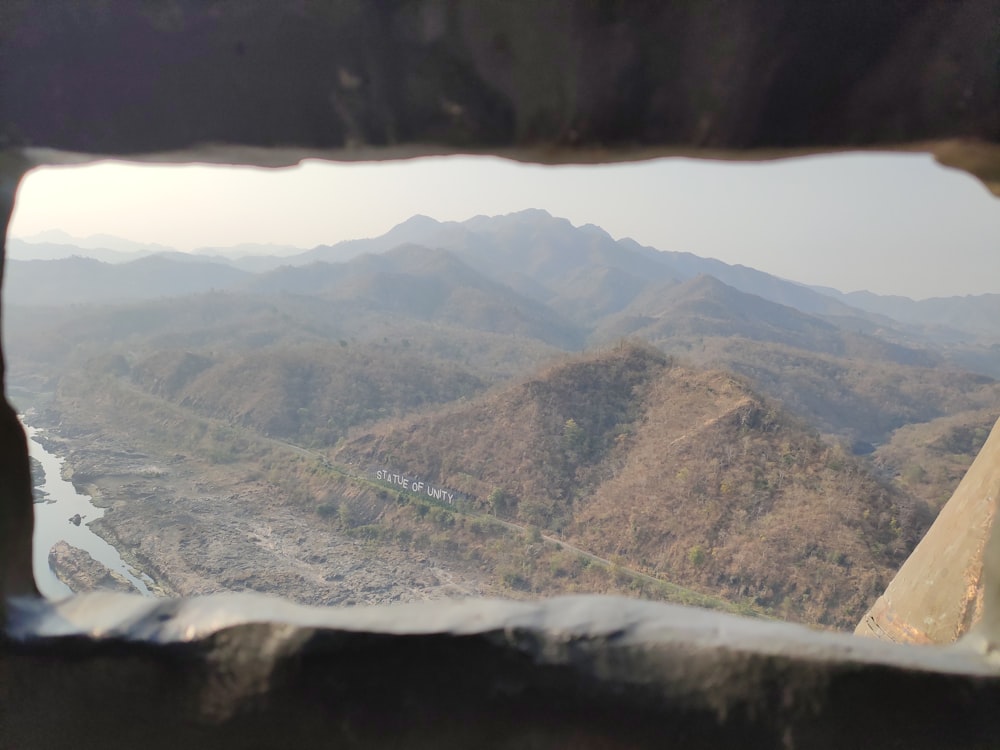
[25,420,154,599]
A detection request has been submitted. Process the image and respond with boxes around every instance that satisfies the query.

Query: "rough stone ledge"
[4,594,1000,749]
[2,592,996,667]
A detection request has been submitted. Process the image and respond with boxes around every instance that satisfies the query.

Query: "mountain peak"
[509,208,553,219]
[384,214,443,239]
[369,215,449,249]
[579,223,613,239]
[395,214,441,230]
[15,228,76,244]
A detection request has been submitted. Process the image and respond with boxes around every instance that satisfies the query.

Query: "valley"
[8,210,998,630]
[28,404,494,606]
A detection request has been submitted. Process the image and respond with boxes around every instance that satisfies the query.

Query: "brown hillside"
[338,343,669,531]
[569,372,925,627]
[679,337,1000,443]
[130,343,486,447]
[336,344,926,628]
[873,408,999,512]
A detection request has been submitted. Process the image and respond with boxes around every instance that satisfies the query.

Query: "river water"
[25,421,154,599]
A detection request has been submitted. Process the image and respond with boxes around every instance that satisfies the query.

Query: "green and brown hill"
[593,274,851,351]
[872,407,1000,511]
[684,337,1000,443]
[125,343,486,447]
[335,344,929,628]
[593,274,939,366]
[244,244,585,349]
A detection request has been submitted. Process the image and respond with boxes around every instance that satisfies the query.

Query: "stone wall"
[2,1,999,190]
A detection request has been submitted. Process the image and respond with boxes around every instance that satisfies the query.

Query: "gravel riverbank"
[30,415,491,605]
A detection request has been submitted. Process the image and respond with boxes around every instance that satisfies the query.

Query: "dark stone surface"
[0,153,36,603]
[4,593,1000,749]
[2,1,998,158]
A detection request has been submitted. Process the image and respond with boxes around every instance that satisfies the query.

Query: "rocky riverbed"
[49,541,135,594]
[30,417,491,606]
[30,454,48,502]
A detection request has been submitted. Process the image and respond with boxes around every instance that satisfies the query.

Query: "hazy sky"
[9,152,1000,300]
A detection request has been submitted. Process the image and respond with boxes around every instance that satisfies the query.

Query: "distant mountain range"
[9,210,997,346]
[810,285,1000,340]
[8,231,306,269]
[7,209,999,444]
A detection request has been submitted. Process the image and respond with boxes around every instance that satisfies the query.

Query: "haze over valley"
[8,209,999,630]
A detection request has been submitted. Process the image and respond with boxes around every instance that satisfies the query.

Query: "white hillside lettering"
[374,469,458,505]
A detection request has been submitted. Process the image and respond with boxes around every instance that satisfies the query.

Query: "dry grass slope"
[337,343,927,628]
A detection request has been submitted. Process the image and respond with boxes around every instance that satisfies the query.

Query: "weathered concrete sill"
[4,593,1000,749]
